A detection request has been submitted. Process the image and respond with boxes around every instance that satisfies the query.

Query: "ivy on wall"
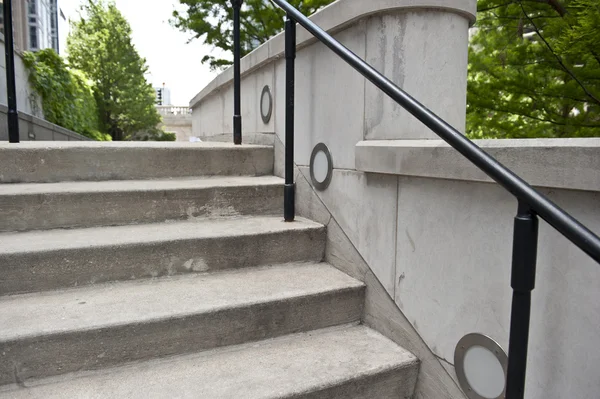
[22,49,111,141]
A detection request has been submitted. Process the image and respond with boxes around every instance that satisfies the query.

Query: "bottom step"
[0,326,419,399]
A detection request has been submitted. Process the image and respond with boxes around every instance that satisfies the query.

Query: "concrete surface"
[299,166,398,295]
[190,0,476,108]
[0,263,364,385]
[191,0,474,152]
[356,138,600,191]
[0,176,284,231]
[394,176,600,399]
[159,112,193,142]
[0,326,418,399]
[0,105,90,142]
[0,142,274,183]
[0,216,326,294]
[363,11,469,139]
[294,162,467,399]
[0,37,41,118]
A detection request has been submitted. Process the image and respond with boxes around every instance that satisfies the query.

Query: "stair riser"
[0,147,273,183]
[0,228,326,295]
[0,288,364,385]
[0,185,282,232]
[297,367,419,399]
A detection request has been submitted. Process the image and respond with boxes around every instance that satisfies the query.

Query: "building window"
[29,25,38,49]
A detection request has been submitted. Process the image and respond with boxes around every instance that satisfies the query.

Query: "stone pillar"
[363,3,475,140]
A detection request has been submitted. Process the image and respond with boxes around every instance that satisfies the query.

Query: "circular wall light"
[454,334,508,399]
[310,143,333,191]
[260,85,273,124]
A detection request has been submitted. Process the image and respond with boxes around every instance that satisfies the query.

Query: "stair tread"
[0,175,283,196]
[0,142,272,149]
[0,263,363,342]
[0,325,418,398]
[0,216,321,255]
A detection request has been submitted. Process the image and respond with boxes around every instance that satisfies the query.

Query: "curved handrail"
[271,0,600,263]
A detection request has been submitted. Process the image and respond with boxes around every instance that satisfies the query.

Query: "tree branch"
[523,0,567,16]
[519,2,600,105]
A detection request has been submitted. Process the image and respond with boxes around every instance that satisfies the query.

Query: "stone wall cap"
[189,0,477,109]
[355,138,600,192]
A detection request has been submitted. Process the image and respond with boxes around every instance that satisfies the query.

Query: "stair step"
[0,326,418,398]
[0,176,284,232]
[0,216,326,295]
[0,142,273,183]
[0,263,365,386]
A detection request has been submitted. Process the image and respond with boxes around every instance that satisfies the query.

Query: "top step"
[0,142,274,183]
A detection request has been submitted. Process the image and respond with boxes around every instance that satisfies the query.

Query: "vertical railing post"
[505,202,538,399]
[3,0,20,143]
[283,14,296,222]
[232,0,243,145]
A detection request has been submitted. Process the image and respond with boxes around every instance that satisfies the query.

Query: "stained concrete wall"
[160,114,193,142]
[190,0,600,397]
[0,34,42,117]
[0,104,91,141]
[0,35,89,141]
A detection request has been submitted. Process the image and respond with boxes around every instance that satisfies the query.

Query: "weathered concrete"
[0,263,365,385]
[192,0,475,151]
[0,217,326,295]
[299,166,398,295]
[0,176,284,231]
[394,176,600,399]
[295,164,467,399]
[0,142,273,183]
[0,326,418,399]
[0,105,90,142]
[190,0,476,109]
[356,138,600,191]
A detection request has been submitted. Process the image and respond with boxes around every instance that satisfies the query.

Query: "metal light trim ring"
[454,333,508,399]
[260,85,273,124]
[310,143,333,191]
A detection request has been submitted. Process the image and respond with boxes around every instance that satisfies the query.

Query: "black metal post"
[232,0,242,145]
[284,14,296,222]
[3,0,20,143]
[505,202,539,399]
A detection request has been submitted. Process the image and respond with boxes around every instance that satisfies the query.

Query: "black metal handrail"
[3,0,20,143]
[229,1,600,398]
[261,2,600,399]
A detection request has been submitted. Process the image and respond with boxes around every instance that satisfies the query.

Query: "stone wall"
[0,34,42,118]
[189,0,600,397]
[0,104,91,141]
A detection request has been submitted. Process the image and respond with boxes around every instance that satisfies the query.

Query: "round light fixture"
[260,85,273,124]
[310,143,333,191]
[454,333,508,399]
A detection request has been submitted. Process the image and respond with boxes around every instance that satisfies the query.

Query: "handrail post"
[506,202,538,398]
[3,0,20,143]
[284,13,296,222]
[232,0,243,145]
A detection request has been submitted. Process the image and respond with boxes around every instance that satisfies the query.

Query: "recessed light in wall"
[260,85,272,124]
[454,333,508,399]
[310,143,333,191]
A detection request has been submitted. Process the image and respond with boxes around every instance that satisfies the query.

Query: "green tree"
[468,0,600,138]
[23,49,110,141]
[172,0,335,70]
[67,0,161,141]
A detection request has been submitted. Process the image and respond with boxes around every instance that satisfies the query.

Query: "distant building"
[155,86,171,106]
[0,0,60,53]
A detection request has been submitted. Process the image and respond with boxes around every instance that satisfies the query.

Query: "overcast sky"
[58,0,225,105]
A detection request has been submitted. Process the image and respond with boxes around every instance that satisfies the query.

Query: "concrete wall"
[0,34,42,117]
[190,0,600,397]
[160,114,193,142]
[0,104,91,141]
[0,35,89,141]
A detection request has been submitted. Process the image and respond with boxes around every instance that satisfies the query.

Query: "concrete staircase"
[0,142,419,398]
